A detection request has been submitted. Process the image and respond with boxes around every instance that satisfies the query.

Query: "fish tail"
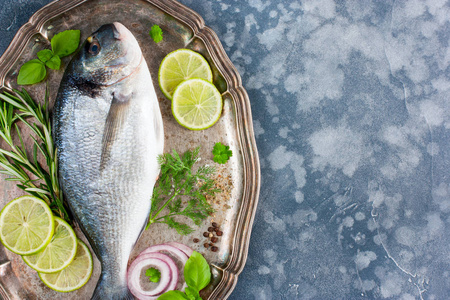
[91,275,133,300]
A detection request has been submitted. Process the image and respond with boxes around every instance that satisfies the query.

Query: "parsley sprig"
[146,148,219,235]
[212,142,232,164]
[149,25,163,43]
[0,89,69,220]
[145,267,161,283]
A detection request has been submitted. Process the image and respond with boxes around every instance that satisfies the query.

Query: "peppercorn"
[216,230,223,236]
[212,222,219,228]
[203,232,209,237]
[211,237,218,243]
[204,243,210,248]
[193,238,199,243]
[208,227,214,232]
[211,246,218,252]
[214,227,219,232]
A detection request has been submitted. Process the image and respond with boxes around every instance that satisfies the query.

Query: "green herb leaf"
[45,55,61,70]
[147,148,219,234]
[184,251,211,292]
[157,251,209,299]
[37,49,53,63]
[212,142,232,164]
[185,286,200,300]
[145,267,161,283]
[157,290,189,300]
[149,25,163,43]
[17,60,46,85]
[164,216,195,235]
[51,30,81,58]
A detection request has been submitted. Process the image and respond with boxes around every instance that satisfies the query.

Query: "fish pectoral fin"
[100,92,132,170]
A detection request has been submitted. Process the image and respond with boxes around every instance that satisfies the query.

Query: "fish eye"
[88,40,101,56]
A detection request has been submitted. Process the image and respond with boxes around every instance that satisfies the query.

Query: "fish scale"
[53,23,163,299]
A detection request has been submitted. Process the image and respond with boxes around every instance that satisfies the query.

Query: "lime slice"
[39,239,93,292]
[158,49,213,100]
[0,196,54,256]
[23,216,77,273]
[172,78,223,130]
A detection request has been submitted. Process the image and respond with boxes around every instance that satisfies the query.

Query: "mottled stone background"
[1,0,449,299]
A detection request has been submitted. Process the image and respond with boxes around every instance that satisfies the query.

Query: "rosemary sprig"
[146,147,220,235]
[0,88,68,221]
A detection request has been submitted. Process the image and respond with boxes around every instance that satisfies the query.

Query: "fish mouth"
[91,23,123,40]
[106,22,143,86]
[84,22,143,86]
[112,22,127,40]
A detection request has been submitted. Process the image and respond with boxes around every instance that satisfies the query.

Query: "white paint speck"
[309,123,367,177]
[395,226,416,247]
[343,216,354,228]
[279,127,290,138]
[355,212,365,221]
[420,100,444,126]
[267,146,307,189]
[295,191,304,204]
[355,250,377,270]
[258,265,271,275]
[426,142,439,156]
[253,120,265,138]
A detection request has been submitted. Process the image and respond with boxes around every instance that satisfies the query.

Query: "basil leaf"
[37,49,53,63]
[184,251,211,292]
[17,59,46,85]
[156,290,189,300]
[45,55,61,70]
[185,286,200,300]
[51,30,80,58]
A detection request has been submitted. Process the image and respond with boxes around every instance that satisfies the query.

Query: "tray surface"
[0,0,260,299]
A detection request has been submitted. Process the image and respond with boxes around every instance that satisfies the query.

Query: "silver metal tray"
[0,0,260,299]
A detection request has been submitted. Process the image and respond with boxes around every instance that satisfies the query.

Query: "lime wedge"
[39,239,93,292]
[0,196,54,256]
[23,216,77,273]
[172,78,223,130]
[158,49,213,100]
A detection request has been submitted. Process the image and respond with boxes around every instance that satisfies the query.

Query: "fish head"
[75,22,142,86]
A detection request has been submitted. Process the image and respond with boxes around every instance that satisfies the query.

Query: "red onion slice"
[141,244,189,291]
[127,252,178,299]
[165,241,194,257]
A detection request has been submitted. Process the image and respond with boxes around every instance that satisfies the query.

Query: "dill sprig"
[0,88,69,221]
[147,147,220,235]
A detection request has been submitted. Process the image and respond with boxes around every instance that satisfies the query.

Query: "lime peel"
[0,196,54,256]
[23,216,77,273]
[172,78,223,131]
[39,239,93,292]
[158,49,213,100]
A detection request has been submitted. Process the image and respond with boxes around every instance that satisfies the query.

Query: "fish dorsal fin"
[100,92,131,171]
